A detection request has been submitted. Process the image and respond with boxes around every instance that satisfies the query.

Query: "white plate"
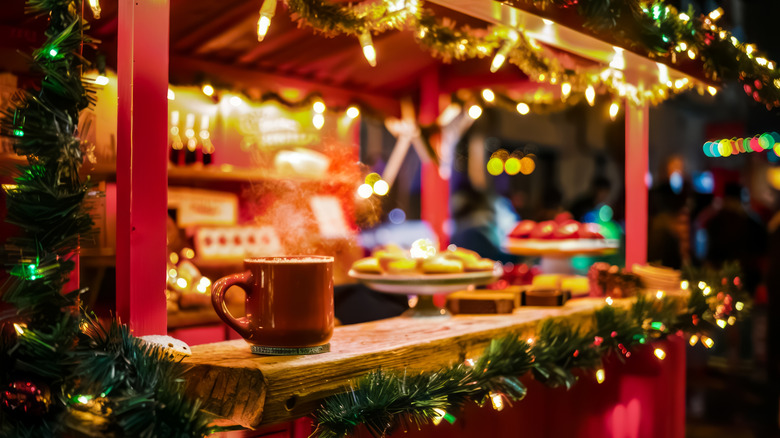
[349,265,503,295]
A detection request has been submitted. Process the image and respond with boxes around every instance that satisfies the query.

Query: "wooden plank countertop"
[182,298,620,429]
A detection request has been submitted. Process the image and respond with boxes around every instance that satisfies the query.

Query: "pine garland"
[311,263,746,437]
[0,1,217,436]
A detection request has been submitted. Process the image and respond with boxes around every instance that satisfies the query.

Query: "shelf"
[181,297,631,428]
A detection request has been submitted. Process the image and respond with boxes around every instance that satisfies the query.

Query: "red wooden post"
[116,0,169,335]
[625,101,649,268]
[419,68,450,249]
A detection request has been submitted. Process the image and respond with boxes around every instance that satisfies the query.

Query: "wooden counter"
[182,298,617,428]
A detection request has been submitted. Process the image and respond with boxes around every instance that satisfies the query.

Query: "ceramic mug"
[211,256,334,355]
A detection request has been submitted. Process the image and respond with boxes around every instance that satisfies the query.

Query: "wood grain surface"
[182,298,621,428]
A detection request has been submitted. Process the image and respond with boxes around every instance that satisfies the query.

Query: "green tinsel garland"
[0,1,217,436]
[311,263,746,438]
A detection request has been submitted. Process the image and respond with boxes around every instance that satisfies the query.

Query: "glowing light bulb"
[678,42,688,51]
[410,238,437,259]
[561,82,571,98]
[482,89,495,102]
[697,281,706,290]
[707,86,717,96]
[202,84,214,96]
[678,12,690,22]
[516,102,530,115]
[716,319,727,329]
[468,105,483,119]
[13,323,24,335]
[312,113,325,130]
[229,96,243,107]
[88,0,101,18]
[596,368,605,384]
[728,316,736,325]
[357,184,373,198]
[489,31,518,73]
[372,180,389,196]
[654,348,666,360]
[585,85,596,106]
[687,49,696,60]
[708,7,723,21]
[605,296,614,306]
[176,278,188,289]
[504,157,521,175]
[703,286,711,296]
[491,53,507,72]
[346,106,360,119]
[689,335,699,346]
[167,89,175,100]
[527,337,535,345]
[680,280,689,290]
[542,18,553,26]
[702,336,714,348]
[609,101,620,120]
[312,101,326,114]
[490,393,504,411]
[94,75,109,86]
[656,290,665,300]
[735,301,744,311]
[359,30,377,67]
[49,48,58,57]
[257,0,277,42]
[519,156,535,175]
[746,45,755,56]
[432,408,447,426]
[487,157,504,176]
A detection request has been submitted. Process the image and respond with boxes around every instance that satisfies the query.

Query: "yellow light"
[169,252,179,264]
[88,0,101,18]
[707,86,717,96]
[654,348,666,360]
[679,42,688,51]
[605,296,614,306]
[410,238,437,259]
[202,84,214,96]
[561,82,571,98]
[458,43,466,52]
[680,280,689,290]
[257,15,271,41]
[357,184,373,198]
[490,393,505,411]
[346,106,360,119]
[196,283,208,294]
[167,89,175,100]
[504,157,521,175]
[312,114,325,130]
[168,268,177,278]
[687,49,696,60]
[519,156,535,175]
[176,278,188,289]
[432,408,446,426]
[94,75,109,86]
[373,180,389,196]
[490,53,507,73]
[609,102,620,120]
[200,277,212,286]
[229,96,243,107]
[542,18,553,26]
[656,290,665,300]
[182,248,195,259]
[487,157,504,176]
[708,7,723,21]
[678,12,690,22]
[13,323,24,335]
[728,316,736,326]
[689,335,699,346]
[746,45,755,56]
[757,57,768,66]
[419,28,427,38]
[735,301,744,311]
[360,30,377,67]
[596,368,605,384]
[716,319,727,329]
[674,79,685,89]
[585,85,596,106]
[312,101,326,114]
[516,102,530,115]
[527,337,535,345]
[468,105,483,119]
[703,286,711,296]
[719,30,727,40]
[702,336,714,349]
[697,281,706,290]
[482,89,495,102]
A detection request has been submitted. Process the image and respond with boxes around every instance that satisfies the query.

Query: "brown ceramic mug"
[211,256,334,355]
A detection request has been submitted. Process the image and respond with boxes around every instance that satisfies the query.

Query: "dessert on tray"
[351,240,497,276]
[505,212,618,256]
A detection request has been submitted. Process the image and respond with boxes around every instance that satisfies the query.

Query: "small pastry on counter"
[464,258,495,272]
[447,290,516,314]
[351,257,382,273]
[421,256,464,274]
[386,258,419,274]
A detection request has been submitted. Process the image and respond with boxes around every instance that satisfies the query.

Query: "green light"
[12,129,23,137]
[76,395,92,404]
[650,321,664,331]
[598,205,613,222]
[504,157,521,175]
[49,48,58,57]
[29,275,36,281]
[661,35,669,43]
[443,412,456,424]
[651,4,663,20]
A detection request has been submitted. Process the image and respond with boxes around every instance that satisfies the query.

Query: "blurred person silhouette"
[569,176,612,222]
[647,184,689,269]
[450,186,519,264]
[705,182,767,295]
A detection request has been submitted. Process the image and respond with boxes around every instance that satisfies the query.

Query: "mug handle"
[211,270,253,339]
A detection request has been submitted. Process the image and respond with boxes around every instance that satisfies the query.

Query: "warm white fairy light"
[609,101,620,120]
[468,105,482,119]
[561,82,571,98]
[229,96,243,107]
[202,84,214,97]
[654,348,666,360]
[680,280,689,290]
[656,290,665,300]
[708,7,723,21]
[728,316,736,325]
[585,85,596,106]
[313,101,326,114]
[257,0,277,41]
[432,408,447,426]
[357,184,373,199]
[490,393,505,411]
[94,75,109,86]
[372,180,389,196]
[605,296,613,306]
[689,335,699,346]
[482,88,495,102]
[13,323,24,335]
[167,89,175,100]
[346,106,360,119]
[687,49,696,60]
[516,102,530,115]
[707,86,717,96]
[359,30,377,67]
[702,336,714,348]
[698,281,707,290]
[735,301,744,311]
[716,319,727,329]
[490,30,519,73]
[88,0,101,18]
[678,12,690,22]
[596,368,605,384]
[702,286,711,296]
[312,113,325,130]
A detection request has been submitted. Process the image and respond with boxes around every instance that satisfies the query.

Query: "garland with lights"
[270,0,779,109]
[0,1,218,436]
[310,263,746,438]
[703,131,780,158]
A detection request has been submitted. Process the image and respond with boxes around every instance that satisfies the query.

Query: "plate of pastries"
[505,212,618,256]
[349,239,502,295]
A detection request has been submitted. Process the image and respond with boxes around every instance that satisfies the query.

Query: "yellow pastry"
[351,257,382,274]
[464,258,495,272]
[421,256,464,274]
[443,247,480,264]
[387,258,419,274]
[532,274,562,290]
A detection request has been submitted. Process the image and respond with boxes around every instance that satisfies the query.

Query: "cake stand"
[505,238,619,274]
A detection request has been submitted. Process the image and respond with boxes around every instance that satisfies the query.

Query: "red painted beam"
[625,101,649,268]
[116,0,169,335]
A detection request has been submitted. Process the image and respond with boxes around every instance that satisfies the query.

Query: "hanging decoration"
[279,0,780,109]
[703,132,780,158]
[311,263,747,437]
[0,0,220,435]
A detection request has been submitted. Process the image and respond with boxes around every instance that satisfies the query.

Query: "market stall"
[0,0,776,436]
